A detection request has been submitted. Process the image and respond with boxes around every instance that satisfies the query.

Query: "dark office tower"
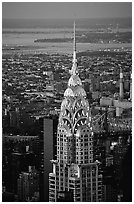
[130,72,132,101]
[44,118,53,202]
[49,22,103,202]
[35,116,58,201]
[36,117,45,202]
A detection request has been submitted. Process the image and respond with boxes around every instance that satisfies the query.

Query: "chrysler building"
[49,22,103,202]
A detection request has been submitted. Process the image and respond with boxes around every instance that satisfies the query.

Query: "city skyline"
[2,2,132,20]
[2,2,132,202]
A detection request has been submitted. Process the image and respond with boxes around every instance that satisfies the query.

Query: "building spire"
[73,21,76,54]
[70,21,78,76]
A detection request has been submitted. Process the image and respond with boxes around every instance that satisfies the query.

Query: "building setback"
[49,22,103,202]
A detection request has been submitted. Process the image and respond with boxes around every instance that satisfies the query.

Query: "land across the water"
[2,42,132,55]
[34,31,131,44]
[3,18,132,55]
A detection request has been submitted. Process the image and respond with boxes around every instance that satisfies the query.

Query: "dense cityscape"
[2,2,132,202]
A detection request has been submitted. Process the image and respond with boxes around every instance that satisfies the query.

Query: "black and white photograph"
[2,1,132,202]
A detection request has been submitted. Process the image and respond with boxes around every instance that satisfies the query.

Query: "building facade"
[49,22,103,202]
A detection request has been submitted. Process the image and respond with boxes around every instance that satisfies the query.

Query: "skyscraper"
[49,22,103,202]
[130,72,132,101]
[35,116,58,201]
[43,118,54,202]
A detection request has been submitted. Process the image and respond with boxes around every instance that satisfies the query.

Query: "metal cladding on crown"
[64,61,87,97]
[68,75,82,87]
[64,86,87,98]
[59,20,90,135]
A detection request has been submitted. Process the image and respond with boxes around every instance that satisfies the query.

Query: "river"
[2,28,132,54]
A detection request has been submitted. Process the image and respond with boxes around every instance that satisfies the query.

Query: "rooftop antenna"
[73,20,77,63]
[69,17,78,76]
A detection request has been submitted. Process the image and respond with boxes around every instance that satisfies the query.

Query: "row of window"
[57,132,93,138]
[57,158,93,164]
[57,155,93,163]
[57,141,93,147]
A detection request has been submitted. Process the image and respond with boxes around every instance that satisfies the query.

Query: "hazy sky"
[2,2,132,19]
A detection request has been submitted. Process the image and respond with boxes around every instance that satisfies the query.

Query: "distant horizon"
[3,2,132,20]
[2,17,132,29]
[3,16,132,20]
